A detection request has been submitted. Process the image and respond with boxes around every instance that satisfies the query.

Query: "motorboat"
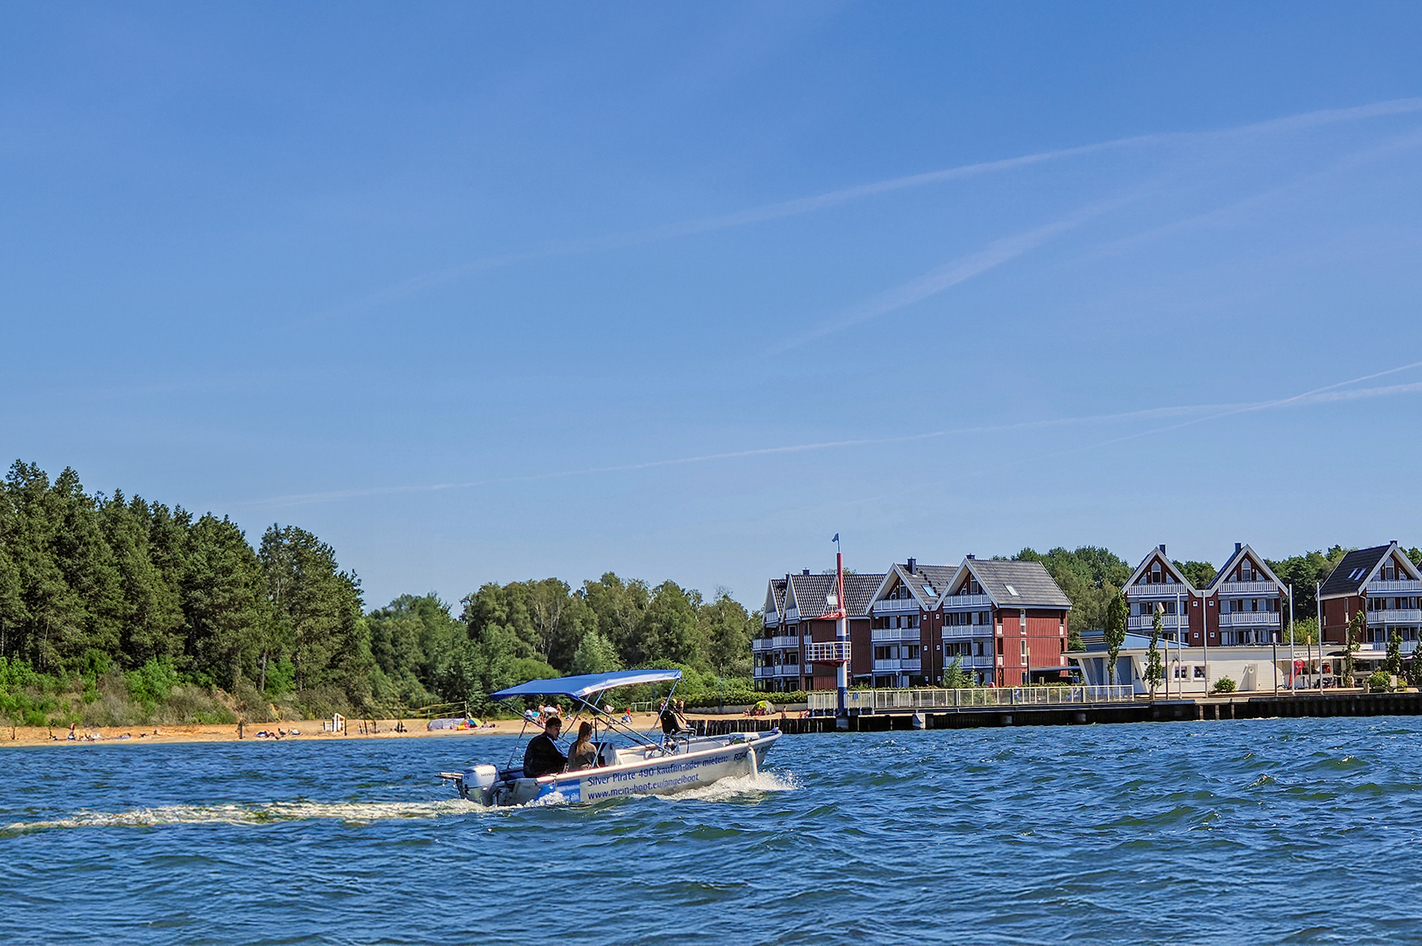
[440,669,780,806]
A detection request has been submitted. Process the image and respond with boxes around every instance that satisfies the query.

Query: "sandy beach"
[0,712,696,748]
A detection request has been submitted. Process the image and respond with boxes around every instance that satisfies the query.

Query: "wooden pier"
[693,691,1422,735]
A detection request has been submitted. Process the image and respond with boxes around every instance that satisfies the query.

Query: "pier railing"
[806,685,1135,714]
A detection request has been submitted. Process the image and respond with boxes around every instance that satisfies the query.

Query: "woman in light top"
[567,721,598,771]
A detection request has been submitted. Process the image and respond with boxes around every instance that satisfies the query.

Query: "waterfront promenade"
[698,688,1422,734]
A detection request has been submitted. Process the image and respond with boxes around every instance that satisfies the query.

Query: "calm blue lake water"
[3,716,1421,944]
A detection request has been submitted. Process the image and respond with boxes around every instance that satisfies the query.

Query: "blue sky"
[4,2,1422,609]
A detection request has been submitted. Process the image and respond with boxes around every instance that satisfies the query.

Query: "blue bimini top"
[491,669,682,701]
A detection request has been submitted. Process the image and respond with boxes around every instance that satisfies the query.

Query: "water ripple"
[2,718,1422,942]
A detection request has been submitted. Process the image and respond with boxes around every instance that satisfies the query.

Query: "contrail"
[304,97,1422,325]
[766,196,1133,354]
[236,363,1422,509]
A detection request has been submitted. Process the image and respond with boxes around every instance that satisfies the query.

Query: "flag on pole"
[832,533,839,543]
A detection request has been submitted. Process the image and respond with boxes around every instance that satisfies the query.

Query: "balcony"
[753,666,772,679]
[751,635,799,652]
[941,593,991,610]
[942,624,993,640]
[1368,609,1422,626]
[872,627,920,642]
[873,598,921,615]
[873,658,921,673]
[1369,580,1422,595]
[1217,581,1280,595]
[1125,581,1187,598]
[1218,610,1281,627]
[804,641,850,663]
[773,664,801,677]
[1127,614,1187,631]
[960,654,995,669]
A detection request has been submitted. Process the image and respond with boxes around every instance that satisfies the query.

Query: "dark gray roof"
[788,572,885,619]
[885,563,958,606]
[844,573,886,617]
[767,578,787,618]
[1320,545,1391,598]
[965,559,1072,609]
[903,564,956,602]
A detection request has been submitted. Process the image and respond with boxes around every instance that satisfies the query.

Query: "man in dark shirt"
[522,716,567,778]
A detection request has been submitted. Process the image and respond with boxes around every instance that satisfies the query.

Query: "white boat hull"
[449,730,781,806]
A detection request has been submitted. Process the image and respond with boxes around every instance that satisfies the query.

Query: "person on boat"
[567,721,597,771]
[522,717,567,778]
[660,703,688,736]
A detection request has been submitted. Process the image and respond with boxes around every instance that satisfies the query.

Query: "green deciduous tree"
[569,630,621,675]
[1145,605,1164,700]
[1343,608,1367,685]
[700,589,756,677]
[1104,594,1128,686]
[1385,630,1403,679]
[1267,548,1350,624]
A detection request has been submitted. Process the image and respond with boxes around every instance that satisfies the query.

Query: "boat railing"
[806,685,1135,714]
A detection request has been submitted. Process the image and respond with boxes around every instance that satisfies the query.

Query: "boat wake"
[646,770,799,804]
[2,775,799,830]
[1,798,479,834]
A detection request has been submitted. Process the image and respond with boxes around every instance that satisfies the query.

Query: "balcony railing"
[807,685,1136,714]
[1125,581,1187,597]
[873,598,921,615]
[872,627,921,642]
[751,635,800,652]
[1367,609,1422,626]
[1369,580,1422,595]
[1217,581,1280,595]
[1218,610,1281,627]
[804,641,850,663]
[941,594,992,610]
[872,658,922,673]
[942,624,992,640]
[1127,614,1187,630]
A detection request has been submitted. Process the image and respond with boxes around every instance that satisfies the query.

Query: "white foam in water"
[2,798,480,833]
[649,770,799,803]
[3,774,799,830]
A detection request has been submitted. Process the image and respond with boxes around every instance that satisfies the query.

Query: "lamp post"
[1289,584,1295,691]
[1316,581,1323,688]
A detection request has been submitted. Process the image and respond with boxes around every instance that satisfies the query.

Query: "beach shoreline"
[0,711,692,748]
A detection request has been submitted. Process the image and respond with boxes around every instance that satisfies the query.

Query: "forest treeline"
[0,462,758,725]
[4,461,1418,726]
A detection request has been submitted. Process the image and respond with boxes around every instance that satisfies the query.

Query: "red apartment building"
[1319,542,1422,651]
[755,570,883,693]
[936,556,1072,687]
[1123,543,1287,649]
[864,559,957,687]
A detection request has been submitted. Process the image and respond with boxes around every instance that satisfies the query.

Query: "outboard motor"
[461,764,498,803]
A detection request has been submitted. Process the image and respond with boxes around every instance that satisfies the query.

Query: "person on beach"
[567,721,597,771]
[522,716,567,778]
[621,707,632,724]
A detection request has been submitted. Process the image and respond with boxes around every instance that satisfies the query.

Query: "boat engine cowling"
[464,764,498,792]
